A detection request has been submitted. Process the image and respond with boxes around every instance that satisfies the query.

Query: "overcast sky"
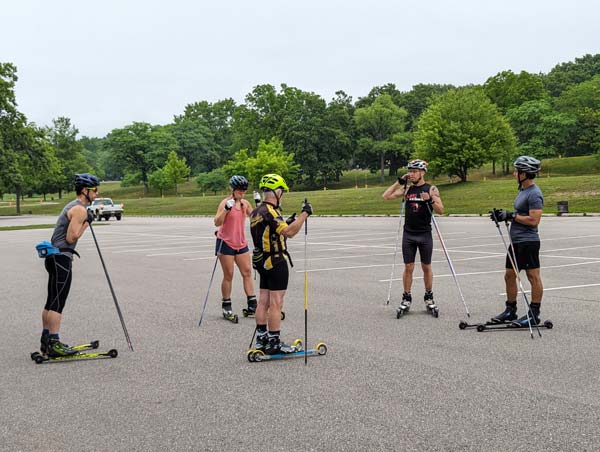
[1,0,598,137]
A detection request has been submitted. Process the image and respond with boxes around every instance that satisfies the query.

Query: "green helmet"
[259,174,289,192]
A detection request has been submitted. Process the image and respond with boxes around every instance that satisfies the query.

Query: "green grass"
[0,224,56,231]
[2,174,598,216]
[2,155,599,216]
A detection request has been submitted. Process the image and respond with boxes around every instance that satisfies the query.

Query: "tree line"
[1,54,600,212]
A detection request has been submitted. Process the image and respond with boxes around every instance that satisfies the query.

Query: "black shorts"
[402,231,433,265]
[506,241,540,271]
[257,261,289,291]
[44,254,73,314]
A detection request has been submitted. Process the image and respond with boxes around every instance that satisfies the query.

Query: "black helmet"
[514,156,541,174]
[74,173,100,190]
[229,175,249,191]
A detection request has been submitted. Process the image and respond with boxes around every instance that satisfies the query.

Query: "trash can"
[557,201,568,216]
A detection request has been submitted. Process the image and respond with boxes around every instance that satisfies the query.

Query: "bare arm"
[281,212,309,238]
[430,186,444,215]
[214,197,232,227]
[515,209,542,226]
[66,205,89,244]
[382,181,406,200]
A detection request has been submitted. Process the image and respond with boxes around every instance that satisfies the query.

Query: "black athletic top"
[404,183,432,234]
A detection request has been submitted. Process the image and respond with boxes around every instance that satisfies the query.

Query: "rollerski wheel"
[544,320,553,329]
[242,308,252,318]
[316,343,328,356]
[291,338,303,352]
[458,321,468,330]
[477,324,486,332]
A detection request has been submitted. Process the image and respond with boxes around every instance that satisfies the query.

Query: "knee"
[504,271,515,284]
[404,263,415,273]
[421,264,432,273]
[222,270,234,282]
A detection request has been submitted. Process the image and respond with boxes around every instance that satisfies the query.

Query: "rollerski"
[222,300,239,324]
[424,290,439,318]
[242,297,257,318]
[32,339,99,360]
[247,339,328,362]
[458,302,517,330]
[31,348,118,364]
[396,292,412,319]
[476,319,553,332]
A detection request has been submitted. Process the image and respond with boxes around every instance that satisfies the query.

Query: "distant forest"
[1,53,599,207]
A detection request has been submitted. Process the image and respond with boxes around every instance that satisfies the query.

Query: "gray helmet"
[514,156,541,174]
[407,159,428,172]
[74,173,100,190]
[229,175,249,191]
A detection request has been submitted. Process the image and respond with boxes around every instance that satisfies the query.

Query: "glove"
[253,191,261,206]
[285,213,297,225]
[490,208,515,222]
[86,210,95,224]
[301,200,313,216]
[225,199,235,211]
[397,174,409,186]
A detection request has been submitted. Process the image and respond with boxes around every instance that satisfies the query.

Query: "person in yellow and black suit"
[250,174,311,355]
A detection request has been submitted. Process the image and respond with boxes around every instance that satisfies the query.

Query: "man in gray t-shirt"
[490,156,545,327]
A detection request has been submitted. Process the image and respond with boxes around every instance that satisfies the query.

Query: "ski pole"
[89,223,134,351]
[489,210,541,339]
[303,198,309,366]
[248,325,257,350]
[426,203,471,318]
[198,234,225,327]
[386,196,405,306]
[503,220,542,338]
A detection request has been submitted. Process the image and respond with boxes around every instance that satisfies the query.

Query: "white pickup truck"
[87,197,124,221]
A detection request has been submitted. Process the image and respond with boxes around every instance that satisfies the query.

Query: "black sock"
[257,324,267,334]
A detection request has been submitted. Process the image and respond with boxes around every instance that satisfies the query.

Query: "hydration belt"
[35,241,80,259]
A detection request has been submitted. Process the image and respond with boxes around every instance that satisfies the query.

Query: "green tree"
[196,168,228,194]
[505,99,576,158]
[414,87,517,182]
[105,122,178,193]
[45,117,90,197]
[354,94,409,182]
[168,116,216,173]
[554,76,600,155]
[544,53,600,97]
[484,70,548,113]
[223,138,298,189]
[148,167,171,197]
[0,63,50,213]
[163,150,190,194]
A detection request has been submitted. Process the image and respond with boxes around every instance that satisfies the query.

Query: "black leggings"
[44,255,72,314]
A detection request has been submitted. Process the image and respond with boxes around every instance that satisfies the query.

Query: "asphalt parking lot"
[2,214,599,451]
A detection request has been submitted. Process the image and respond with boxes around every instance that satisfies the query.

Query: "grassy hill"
[2,155,599,216]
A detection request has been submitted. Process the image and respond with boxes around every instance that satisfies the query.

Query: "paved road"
[2,215,599,451]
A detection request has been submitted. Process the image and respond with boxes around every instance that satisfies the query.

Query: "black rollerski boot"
[264,336,299,355]
[424,290,439,318]
[396,292,412,319]
[242,297,257,317]
[491,301,517,324]
[40,332,49,355]
[222,299,239,324]
[254,331,269,351]
[512,303,540,327]
[47,338,77,358]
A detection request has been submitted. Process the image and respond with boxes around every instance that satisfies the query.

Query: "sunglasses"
[87,187,98,193]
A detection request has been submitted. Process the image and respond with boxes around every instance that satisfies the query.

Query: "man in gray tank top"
[41,173,99,357]
[489,156,545,327]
